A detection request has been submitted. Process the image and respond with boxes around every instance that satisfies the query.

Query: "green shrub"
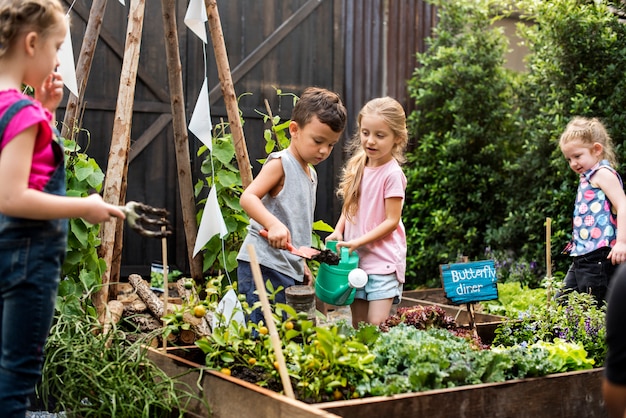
[405,0,519,286]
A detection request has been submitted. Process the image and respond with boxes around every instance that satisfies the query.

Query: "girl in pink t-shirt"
[327,97,408,328]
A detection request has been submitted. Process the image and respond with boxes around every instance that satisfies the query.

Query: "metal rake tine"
[119,201,173,239]
[129,223,172,239]
[133,201,169,217]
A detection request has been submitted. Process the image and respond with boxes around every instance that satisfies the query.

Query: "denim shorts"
[354,273,402,304]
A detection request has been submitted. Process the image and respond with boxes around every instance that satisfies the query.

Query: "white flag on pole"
[57,16,78,97]
[188,78,213,150]
[193,185,228,256]
[184,0,208,43]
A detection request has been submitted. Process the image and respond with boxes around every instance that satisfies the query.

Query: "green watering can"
[315,241,367,306]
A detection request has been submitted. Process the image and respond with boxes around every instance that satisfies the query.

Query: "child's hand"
[336,240,359,254]
[35,71,64,112]
[263,224,291,249]
[609,242,626,265]
[82,194,126,225]
[326,232,343,243]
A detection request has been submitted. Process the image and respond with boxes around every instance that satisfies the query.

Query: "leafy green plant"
[493,290,606,365]
[361,325,592,397]
[194,279,375,401]
[257,87,298,155]
[481,281,547,317]
[38,306,206,417]
[150,268,183,289]
[195,121,248,275]
[59,137,107,316]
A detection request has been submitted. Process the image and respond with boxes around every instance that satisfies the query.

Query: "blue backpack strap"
[0,99,35,139]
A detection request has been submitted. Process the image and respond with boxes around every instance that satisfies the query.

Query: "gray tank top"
[237,149,317,281]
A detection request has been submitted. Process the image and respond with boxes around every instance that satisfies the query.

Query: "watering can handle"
[339,246,350,262]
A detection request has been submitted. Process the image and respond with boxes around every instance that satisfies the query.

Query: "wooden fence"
[60,0,437,276]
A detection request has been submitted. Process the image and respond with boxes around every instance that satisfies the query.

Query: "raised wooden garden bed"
[148,346,607,418]
[146,346,341,418]
[399,289,506,344]
[316,368,606,418]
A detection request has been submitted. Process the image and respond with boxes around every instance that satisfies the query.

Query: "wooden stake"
[160,0,204,280]
[466,302,479,341]
[161,226,169,351]
[96,0,146,322]
[546,217,552,278]
[205,0,253,188]
[247,245,295,399]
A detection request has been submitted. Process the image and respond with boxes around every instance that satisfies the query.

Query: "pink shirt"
[0,89,56,191]
[344,158,407,283]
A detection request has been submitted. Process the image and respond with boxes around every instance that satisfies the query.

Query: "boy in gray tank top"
[237,87,347,326]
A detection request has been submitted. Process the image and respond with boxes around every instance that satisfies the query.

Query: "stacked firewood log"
[104,274,212,346]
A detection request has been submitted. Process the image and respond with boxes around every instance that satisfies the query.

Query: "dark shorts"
[237,261,297,325]
[558,247,616,304]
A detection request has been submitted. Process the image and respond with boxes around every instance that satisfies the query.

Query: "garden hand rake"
[119,201,172,238]
[259,229,340,265]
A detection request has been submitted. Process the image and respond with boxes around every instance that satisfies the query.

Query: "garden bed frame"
[148,346,607,418]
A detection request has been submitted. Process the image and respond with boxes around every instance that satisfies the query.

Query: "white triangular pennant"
[184,0,208,43]
[212,289,245,329]
[193,185,228,256]
[188,78,213,150]
[118,0,125,5]
[57,16,78,97]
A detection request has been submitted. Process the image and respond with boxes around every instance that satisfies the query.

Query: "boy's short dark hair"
[291,87,347,133]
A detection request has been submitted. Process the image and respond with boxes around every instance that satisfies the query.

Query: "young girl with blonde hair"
[327,97,408,327]
[559,116,626,305]
[0,1,124,414]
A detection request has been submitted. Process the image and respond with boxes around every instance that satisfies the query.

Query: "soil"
[312,249,340,265]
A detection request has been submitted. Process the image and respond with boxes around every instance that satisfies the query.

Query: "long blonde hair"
[559,116,617,168]
[337,97,408,221]
[0,0,65,59]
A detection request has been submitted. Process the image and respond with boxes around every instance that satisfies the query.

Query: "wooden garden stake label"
[440,260,498,305]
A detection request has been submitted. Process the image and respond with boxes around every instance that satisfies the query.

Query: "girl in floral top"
[559,117,626,305]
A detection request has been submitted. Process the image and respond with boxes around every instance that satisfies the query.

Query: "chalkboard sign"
[441,260,498,305]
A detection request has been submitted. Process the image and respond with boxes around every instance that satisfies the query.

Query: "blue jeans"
[0,231,65,416]
[0,125,67,416]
